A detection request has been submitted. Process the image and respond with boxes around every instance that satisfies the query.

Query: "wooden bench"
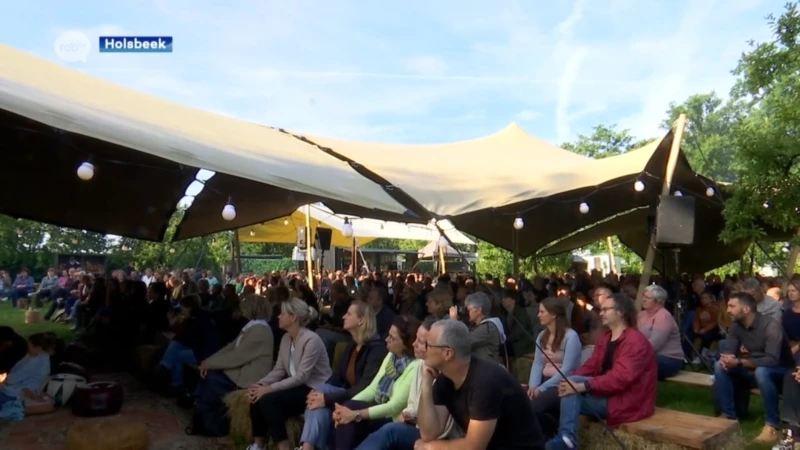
[666,370,761,396]
[618,408,739,449]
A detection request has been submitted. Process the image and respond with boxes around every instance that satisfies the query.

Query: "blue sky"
[0,0,785,147]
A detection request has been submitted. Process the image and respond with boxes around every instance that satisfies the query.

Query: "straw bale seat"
[64,416,149,450]
[223,388,303,448]
[579,408,741,449]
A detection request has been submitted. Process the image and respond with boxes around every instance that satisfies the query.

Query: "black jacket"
[324,335,388,408]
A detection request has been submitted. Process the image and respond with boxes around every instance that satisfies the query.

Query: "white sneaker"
[245,444,264,450]
[691,357,701,365]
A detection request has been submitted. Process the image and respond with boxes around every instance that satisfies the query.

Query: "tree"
[662,93,745,182]
[722,2,800,273]
[562,124,654,159]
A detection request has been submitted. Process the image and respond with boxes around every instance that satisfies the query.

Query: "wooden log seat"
[580,408,741,449]
[222,389,304,448]
[65,416,150,450]
[666,370,761,396]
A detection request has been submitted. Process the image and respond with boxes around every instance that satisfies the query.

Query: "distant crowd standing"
[1,265,799,449]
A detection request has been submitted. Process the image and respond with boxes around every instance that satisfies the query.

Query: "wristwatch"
[354,412,362,423]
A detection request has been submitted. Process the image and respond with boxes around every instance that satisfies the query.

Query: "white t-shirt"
[289,343,297,376]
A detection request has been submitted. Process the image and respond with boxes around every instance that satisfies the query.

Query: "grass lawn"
[0,302,779,449]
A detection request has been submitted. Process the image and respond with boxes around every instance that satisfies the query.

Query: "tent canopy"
[239,204,475,248]
[0,44,416,241]
[418,241,463,258]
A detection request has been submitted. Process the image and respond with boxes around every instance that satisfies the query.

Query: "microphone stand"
[499,300,626,450]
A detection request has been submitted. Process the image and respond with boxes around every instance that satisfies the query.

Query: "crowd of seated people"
[3,263,800,448]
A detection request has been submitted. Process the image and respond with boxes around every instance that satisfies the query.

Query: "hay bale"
[65,416,149,450]
[578,420,745,450]
[223,389,304,447]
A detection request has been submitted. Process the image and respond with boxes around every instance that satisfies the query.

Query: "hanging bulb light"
[77,162,95,181]
[634,180,645,192]
[249,230,256,237]
[71,239,78,245]
[705,186,715,197]
[221,197,236,221]
[283,218,289,226]
[169,247,176,254]
[513,217,524,230]
[342,217,354,238]
[438,235,448,247]
[579,202,590,214]
[763,201,770,208]
[121,245,129,251]
[674,190,683,197]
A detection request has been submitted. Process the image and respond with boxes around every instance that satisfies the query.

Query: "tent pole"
[305,204,314,290]
[635,113,687,310]
[233,230,242,274]
[439,242,447,275]
[512,229,520,276]
[351,237,358,276]
[606,236,616,275]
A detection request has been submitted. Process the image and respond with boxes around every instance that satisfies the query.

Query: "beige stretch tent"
[0,44,417,241]
[293,126,713,256]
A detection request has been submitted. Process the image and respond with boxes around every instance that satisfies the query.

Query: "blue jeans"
[355,421,420,450]
[713,361,786,427]
[656,354,684,380]
[300,383,345,449]
[555,376,608,445]
[159,340,197,387]
[680,311,695,359]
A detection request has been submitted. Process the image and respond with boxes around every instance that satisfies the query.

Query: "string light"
[763,201,770,208]
[283,218,289,225]
[705,186,715,197]
[674,190,683,196]
[579,202,590,214]
[121,245,129,251]
[169,248,176,254]
[513,217,524,230]
[634,180,645,192]
[77,162,94,181]
[221,197,236,221]
[249,230,256,237]
[438,235,448,247]
[342,217,354,238]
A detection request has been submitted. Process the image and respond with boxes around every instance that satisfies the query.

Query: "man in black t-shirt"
[416,319,544,450]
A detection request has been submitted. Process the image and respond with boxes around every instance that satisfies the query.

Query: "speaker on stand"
[315,228,333,275]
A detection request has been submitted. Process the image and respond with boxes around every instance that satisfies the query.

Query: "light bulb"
[513,217,524,230]
[77,162,94,181]
[283,218,289,226]
[222,203,236,221]
[342,219,354,238]
[249,230,256,237]
[705,187,715,197]
[674,190,683,197]
[763,201,770,208]
[438,235,448,247]
[122,245,129,251]
[169,248,176,254]
[634,180,645,192]
[579,202,590,214]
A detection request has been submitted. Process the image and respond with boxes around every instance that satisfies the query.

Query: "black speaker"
[655,195,696,246]
[315,228,332,251]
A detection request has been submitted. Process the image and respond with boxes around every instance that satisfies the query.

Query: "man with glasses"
[545,293,657,450]
[415,320,544,450]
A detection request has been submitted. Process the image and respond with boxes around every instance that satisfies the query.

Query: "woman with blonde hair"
[299,301,388,449]
[189,294,275,436]
[424,286,452,321]
[246,298,331,450]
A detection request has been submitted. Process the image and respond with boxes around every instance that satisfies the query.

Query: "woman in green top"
[332,315,421,450]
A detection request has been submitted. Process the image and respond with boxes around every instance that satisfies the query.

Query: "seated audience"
[368,284,397,339]
[33,268,59,307]
[355,317,462,450]
[713,291,795,444]
[247,298,331,450]
[693,289,721,362]
[316,281,353,362]
[156,294,221,396]
[0,333,57,408]
[743,277,783,322]
[333,315,421,450]
[300,301,387,450]
[1,269,35,308]
[425,286,452,321]
[784,279,800,360]
[501,288,536,358]
[0,326,27,374]
[139,281,171,344]
[528,298,582,430]
[191,294,274,436]
[454,292,505,362]
[547,293,657,449]
[416,319,544,450]
[638,285,684,379]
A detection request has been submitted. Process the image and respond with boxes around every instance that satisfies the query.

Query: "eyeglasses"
[598,306,616,313]
[424,341,450,351]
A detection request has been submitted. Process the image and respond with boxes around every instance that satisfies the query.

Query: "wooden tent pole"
[635,114,687,310]
[606,236,616,274]
[305,204,314,290]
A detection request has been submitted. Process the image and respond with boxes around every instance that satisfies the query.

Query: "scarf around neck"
[375,353,411,404]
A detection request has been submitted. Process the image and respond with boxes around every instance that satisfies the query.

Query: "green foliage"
[362,238,427,251]
[561,124,655,158]
[721,3,800,246]
[241,258,296,273]
[662,93,746,182]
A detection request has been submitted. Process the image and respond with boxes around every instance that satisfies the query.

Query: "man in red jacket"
[545,293,658,450]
